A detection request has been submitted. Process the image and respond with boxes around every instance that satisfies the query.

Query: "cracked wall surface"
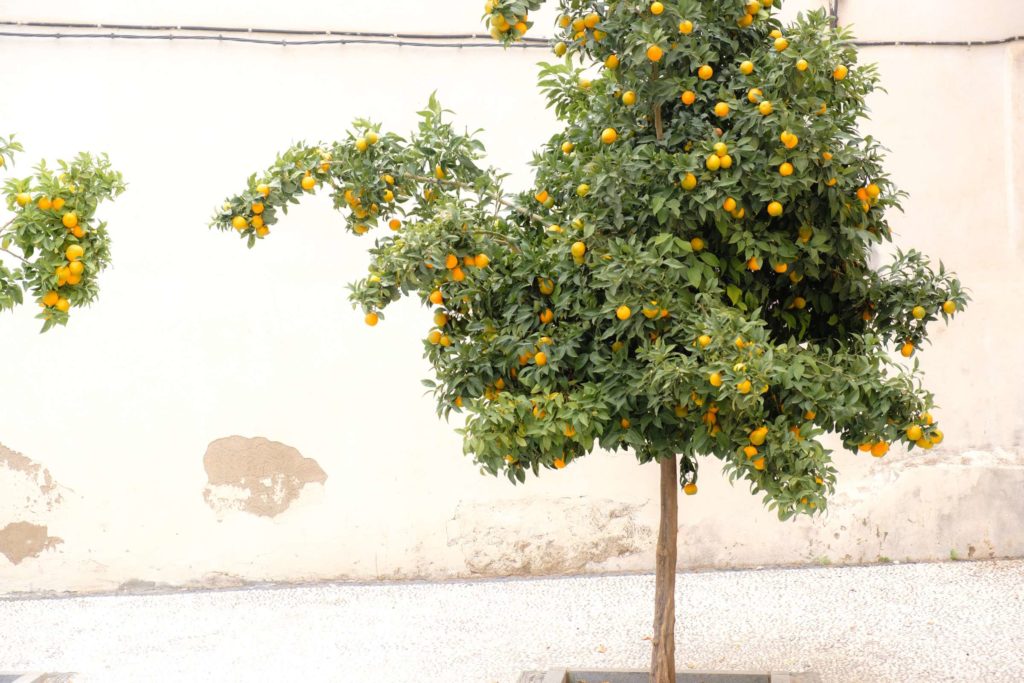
[0,443,66,566]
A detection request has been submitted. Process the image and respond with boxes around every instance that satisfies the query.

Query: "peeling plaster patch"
[0,442,64,517]
[449,497,652,576]
[0,521,63,564]
[203,436,327,517]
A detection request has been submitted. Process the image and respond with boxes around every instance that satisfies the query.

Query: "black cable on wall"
[0,19,1021,50]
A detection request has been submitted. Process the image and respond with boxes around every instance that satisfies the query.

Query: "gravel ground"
[0,559,1021,682]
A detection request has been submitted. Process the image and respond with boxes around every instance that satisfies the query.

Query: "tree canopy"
[211,0,965,519]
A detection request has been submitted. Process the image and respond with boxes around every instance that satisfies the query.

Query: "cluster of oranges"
[552,10,606,53]
[858,412,944,455]
[13,193,88,313]
[899,300,957,357]
[485,1,530,41]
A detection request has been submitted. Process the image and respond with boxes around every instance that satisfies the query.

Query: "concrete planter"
[519,670,821,683]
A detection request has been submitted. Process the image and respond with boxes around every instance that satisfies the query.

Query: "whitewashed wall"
[0,0,1022,594]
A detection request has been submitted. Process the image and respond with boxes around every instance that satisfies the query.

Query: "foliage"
[211,0,965,520]
[1,135,125,331]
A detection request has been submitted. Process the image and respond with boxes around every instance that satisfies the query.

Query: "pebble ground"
[0,559,1021,682]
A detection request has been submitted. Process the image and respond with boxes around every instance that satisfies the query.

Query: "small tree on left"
[0,134,124,331]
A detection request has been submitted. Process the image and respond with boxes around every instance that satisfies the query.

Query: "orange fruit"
[62,212,79,229]
[429,290,444,305]
[42,291,59,307]
[758,100,773,115]
[646,44,664,62]
[697,64,713,80]
[257,183,271,198]
[620,417,631,429]
[616,305,631,320]
[553,458,566,469]
[683,483,698,496]
[534,351,548,366]
[720,154,734,169]
[476,253,490,268]
[906,425,923,441]
[774,37,789,51]
[571,241,586,258]
[709,372,723,387]
[747,87,763,103]
[753,457,766,471]
[743,446,758,458]
[773,262,788,273]
[52,197,66,211]
[706,155,721,172]
[681,172,697,190]
[561,141,575,154]
[301,175,316,191]
[714,102,730,117]
[37,196,52,211]
[900,342,915,357]
[690,237,705,251]
[55,297,70,312]
[65,244,84,261]
[858,443,872,452]
[553,42,567,56]
[651,1,665,15]
[538,278,555,295]
[739,60,754,75]
[601,128,618,144]
[232,216,248,231]
[539,308,554,324]
[779,162,794,177]
[747,256,762,271]
[364,312,379,326]
[767,201,783,217]
[871,441,889,458]
[833,65,849,80]
[697,334,711,348]
[15,192,30,207]
[912,305,926,320]
[68,260,84,276]
[942,300,956,314]
[737,379,752,394]
[389,219,401,230]
[251,202,264,215]
[622,91,637,106]
[576,183,590,197]
[451,267,465,282]
[796,58,808,71]
[604,54,620,69]
[679,20,694,34]
[445,253,459,269]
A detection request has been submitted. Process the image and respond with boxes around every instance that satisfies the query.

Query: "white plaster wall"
[0,0,1021,594]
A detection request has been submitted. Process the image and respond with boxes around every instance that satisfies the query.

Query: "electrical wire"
[0,20,1021,50]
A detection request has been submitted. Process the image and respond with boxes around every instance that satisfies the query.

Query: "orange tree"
[1,134,124,331]
[211,1,965,679]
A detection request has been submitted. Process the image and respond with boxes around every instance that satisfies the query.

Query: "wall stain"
[0,521,63,565]
[0,442,64,512]
[449,497,652,575]
[203,436,326,517]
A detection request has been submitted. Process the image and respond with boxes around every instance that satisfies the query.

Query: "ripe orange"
[622,91,637,106]
[15,192,30,207]
[833,65,849,80]
[55,297,70,312]
[429,290,444,305]
[52,197,65,211]
[42,291,59,307]
[740,60,754,75]
[571,241,586,258]
[62,212,79,229]
[37,196,52,211]
[743,445,758,458]
[553,458,566,469]
[723,197,737,212]
[683,483,698,495]
[679,20,694,34]
[779,162,794,176]
[737,379,752,394]
[709,372,723,387]
[753,457,766,471]
[620,417,631,429]
[906,425,923,441]
[534,351,548,366]
[747,87,763,103]
[690,237,705,251]
[232,216,248,230]
[257,183,271,197]
[681,172,697,190]
[605,54,620,69]
[714,102,730,117]
[616,305,631,320]
[651,1,664,14]
[539,308,554,324]
[561,141,575,154]
[697,64,713,80]
[942,300,956,314]
[747,256,762,271]
[389,219,401,230]
[68,260,84,276]
[796,58,808,71]
[65,244,84,261]
[706,155,721,172]
[900,342,915,357]
[758,101,773,115]
[445,253,458,269]
[538,278,555,295]
[773,262,788,273]
[774,37,789,51]
[355,138,369,153]
[912,305,926,319]
[576,183,590,197]
[301,175,316,191]
[646,44,664,62]
[697,334,711,348]
[365,312,379,326]
[601,128,618,144]
[476,253,490,268]
[451,267,465,282]
[767,201,783,217]
[871,441,889,458]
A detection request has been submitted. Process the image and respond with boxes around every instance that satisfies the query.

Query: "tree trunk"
[650,456,678,682]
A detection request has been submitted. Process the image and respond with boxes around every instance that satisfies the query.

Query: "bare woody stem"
[0,246,28,264]
[650,456,678,683]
